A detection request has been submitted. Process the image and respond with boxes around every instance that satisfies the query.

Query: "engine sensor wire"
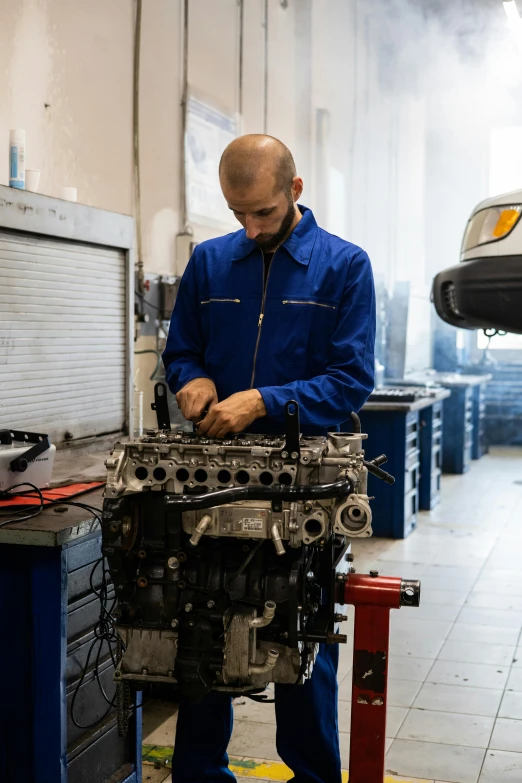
[0,483,128,730]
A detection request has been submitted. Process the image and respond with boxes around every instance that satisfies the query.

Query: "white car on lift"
[461,191,522,262]
[433,190,522,334]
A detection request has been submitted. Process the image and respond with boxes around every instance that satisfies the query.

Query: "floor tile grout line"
[381,477,516,781]
[389,735,495,751]
[477,617,522,778]
[433,504,522,783]
[418,512,510,701]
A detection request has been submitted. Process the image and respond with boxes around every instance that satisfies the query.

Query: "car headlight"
[462,205,522,252]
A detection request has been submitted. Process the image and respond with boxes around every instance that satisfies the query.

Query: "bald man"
[163,135,376,783]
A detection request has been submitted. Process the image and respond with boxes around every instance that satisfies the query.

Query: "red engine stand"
[337,572,420,783]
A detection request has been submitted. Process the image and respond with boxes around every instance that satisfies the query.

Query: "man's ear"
[292,177,304,202]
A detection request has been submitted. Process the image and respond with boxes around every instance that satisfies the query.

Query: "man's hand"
[176,377,218,423]
[197,389,266,438]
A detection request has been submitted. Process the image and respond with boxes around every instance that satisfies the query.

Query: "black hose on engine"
[164,478,353,511]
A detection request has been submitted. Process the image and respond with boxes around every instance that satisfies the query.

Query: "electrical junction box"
[159,276,179,321]
[0,431,56,491]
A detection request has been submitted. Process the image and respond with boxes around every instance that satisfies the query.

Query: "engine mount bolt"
[326,632,348,644]
[137,549,147,559]
[168,557,180,570]
[185,603,193,612]
[281,451,289,459]
[291,451,299,460]
[336,573,348,582]
[346,553,354,562]
[335,613,348,622]
[370,570,379,577]
[171,619,178,628]
[207,600,215,609]
[137,577,148,588]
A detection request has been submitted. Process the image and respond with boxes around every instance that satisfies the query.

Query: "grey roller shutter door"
[0,230,128,443]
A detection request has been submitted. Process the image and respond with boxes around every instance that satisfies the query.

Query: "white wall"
[3,0,515,423]
[0,0,134,214]
[0,0,434,282]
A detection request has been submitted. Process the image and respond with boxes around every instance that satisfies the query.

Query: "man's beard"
[254,197,296,252]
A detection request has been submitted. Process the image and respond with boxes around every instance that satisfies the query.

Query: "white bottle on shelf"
[9,129,25,189]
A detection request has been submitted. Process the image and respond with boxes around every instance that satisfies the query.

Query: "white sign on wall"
[185,95,239,229]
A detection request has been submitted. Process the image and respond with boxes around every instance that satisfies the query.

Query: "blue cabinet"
[472,383,488,460]
[360,408,420,538]
[442,386,473,474]
[419,400,443,510]
[0,529,142,783]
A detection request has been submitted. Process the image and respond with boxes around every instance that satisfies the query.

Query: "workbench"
[360,390,450,538]
[413,373,492,474]
[0,487,142,783]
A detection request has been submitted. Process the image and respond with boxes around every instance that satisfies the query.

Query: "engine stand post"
[339,572,420,783]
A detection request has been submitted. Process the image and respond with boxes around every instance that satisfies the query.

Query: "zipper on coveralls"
[250,249,276,388]
[200,298,241,304]
[282,300,336,310]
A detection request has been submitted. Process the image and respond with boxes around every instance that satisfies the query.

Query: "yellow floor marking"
[229,758,347,780]
[143,746,428,783]
[230,757,427,782]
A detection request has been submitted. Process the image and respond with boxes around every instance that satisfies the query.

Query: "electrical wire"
[0,483,45,527]
[135,348,163,381]
[70,557,123,729]
[135,290,162,313]
[0,482,127,729]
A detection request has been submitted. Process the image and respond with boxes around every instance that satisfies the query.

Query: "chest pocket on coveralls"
[200,298,243,361]
[274,298,338,368]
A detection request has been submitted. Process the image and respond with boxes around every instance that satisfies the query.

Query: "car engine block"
[101,393,394,716]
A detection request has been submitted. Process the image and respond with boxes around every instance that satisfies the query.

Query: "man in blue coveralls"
[162,134,375,783]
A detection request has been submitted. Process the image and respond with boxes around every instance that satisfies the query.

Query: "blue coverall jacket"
[163,206,376,781]
[163,205,376,433]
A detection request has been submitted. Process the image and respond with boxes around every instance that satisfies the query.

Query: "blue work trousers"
[171,643,342,783]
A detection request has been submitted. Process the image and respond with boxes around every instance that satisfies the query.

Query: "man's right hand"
[176,377,218,423]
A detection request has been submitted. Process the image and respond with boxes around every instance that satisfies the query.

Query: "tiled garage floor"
[143,447,522,783]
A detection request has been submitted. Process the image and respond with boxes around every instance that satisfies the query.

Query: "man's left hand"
[197,389,266,438]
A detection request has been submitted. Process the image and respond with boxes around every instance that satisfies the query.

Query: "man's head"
[219,134,303,252]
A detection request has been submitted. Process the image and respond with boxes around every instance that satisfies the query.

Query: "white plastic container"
[9,129,25,189]
[59,186,77,202]
[0,441,56,491]
[25,169,40,192]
